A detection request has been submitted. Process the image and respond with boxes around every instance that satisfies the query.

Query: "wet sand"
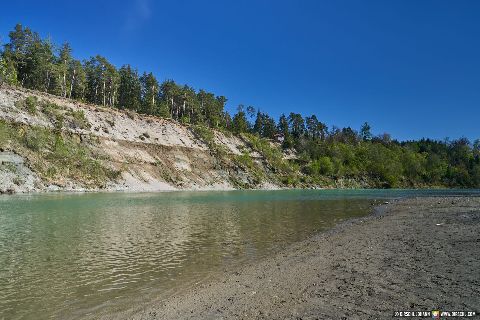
[104,197,480,319]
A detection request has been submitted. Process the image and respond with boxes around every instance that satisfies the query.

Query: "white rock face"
[0,155,43,193]
[0,86,285,193]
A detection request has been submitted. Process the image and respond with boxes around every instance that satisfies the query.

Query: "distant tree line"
[1,24,479,187]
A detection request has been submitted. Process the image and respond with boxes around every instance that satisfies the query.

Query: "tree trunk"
[103,80,106,106]
[45,70,50,93]
[63,60,67,97]
[152,85,155,107]
[69,68,76,99]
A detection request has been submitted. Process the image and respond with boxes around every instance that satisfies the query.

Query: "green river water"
[0,189,479,319]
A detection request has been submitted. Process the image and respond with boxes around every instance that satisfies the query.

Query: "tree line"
[1,24,479,188]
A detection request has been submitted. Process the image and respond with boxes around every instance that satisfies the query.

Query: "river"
[0,189,478,319]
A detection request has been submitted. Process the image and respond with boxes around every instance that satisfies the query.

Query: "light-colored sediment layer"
[0,86,286,193]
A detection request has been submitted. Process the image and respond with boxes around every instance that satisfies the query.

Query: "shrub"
[14,96,38,114]
[69,110,90,129]
[309,157,334,175]
[192,125,227,156]
[25,96,37,114]
[23,127,50,151]
[0,120,120,188]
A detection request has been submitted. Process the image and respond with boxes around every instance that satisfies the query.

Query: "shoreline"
[100,196,480,319]
[1,186,474,197]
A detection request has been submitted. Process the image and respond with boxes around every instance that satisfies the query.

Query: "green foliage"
[308,157,334,175]
[23,127,48,151]
[192,125,227,156]
[235,152,255,170]
[192,124,214,144]
[0,120,13,148]
[0,57,18,85]
[360,122,372,141]
[242,133,296,177]
[25,96,37,114]
[232,110,249,134]
[118,64,142,110]
[0,120,119,187]
[233,152,264,186]
[14,96,38,114]
[68,110,90,130]
[2,23,480,189]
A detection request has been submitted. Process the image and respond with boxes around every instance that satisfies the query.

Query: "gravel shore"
[105,196,480,320]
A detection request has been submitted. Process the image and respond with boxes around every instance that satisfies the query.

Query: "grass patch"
[14,96,38,114]
[68,110,90,130]
[233,152,264,186]
[192,125,228,156]
[240,133,301,186]
[242,133,296,173]
[40,101,91,130]
[0,119,120,188]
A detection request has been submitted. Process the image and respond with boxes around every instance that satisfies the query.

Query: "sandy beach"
[103,196,480,320]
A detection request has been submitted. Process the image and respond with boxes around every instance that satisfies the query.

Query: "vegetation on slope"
[1,23,479,188]
[0,98,120,188]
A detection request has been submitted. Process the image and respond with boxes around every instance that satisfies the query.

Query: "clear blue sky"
[1,0,479,141]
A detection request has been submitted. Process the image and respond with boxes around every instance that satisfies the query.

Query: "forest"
[1,24,479,188]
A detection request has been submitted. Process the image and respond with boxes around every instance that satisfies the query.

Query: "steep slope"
[0,85,294,193]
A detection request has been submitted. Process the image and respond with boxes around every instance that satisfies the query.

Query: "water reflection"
[0,189,479,319]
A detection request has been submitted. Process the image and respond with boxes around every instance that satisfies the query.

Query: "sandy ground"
[104,196,480,320]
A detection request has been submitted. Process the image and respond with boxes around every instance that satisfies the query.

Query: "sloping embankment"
[0,86,287,193]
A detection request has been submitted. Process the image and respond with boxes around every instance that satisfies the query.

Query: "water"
[0,189,478,319]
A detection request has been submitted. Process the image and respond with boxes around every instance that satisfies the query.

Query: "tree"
[278,114,289,137]
[4,24,35,86]
[224,112,233,131]
[341,127,359,144]
[246,105,256,120]
[23,35,56,92]
[161,80,181,119]
[57,43,72,97]
[3,24,479,188]
[0,57,18,85]
[84,56,103,104]
[180,85,202,124]
[304,115,327,140]
[69,59,86,100]
[474,139,480,161]
[253,111,263,135]
[360,122,372,141]
[200,92,226,128]
[252,111,276,138]
[262,114,277,139]
[278,114,293,148]
[118,65,141,111]
[214,96,228,128]
[288,112,305,138]
[140,72,159,115]
[232,109,249,134]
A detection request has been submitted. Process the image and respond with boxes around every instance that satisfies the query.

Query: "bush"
[23,127,50,151]
[25,96,37,114]
[192,125,227,156]
[242,133,294,174]
[69,110,90,129]
[14,96,38,114]
[1,121,120,188]
[309,157,334,175]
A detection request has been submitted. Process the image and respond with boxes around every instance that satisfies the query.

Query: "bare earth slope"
[107,197,479,320]
[0,86,284,193]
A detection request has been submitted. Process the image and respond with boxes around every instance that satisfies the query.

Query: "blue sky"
[1,0,479,141]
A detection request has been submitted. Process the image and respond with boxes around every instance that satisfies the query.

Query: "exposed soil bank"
[103,197,480,319]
